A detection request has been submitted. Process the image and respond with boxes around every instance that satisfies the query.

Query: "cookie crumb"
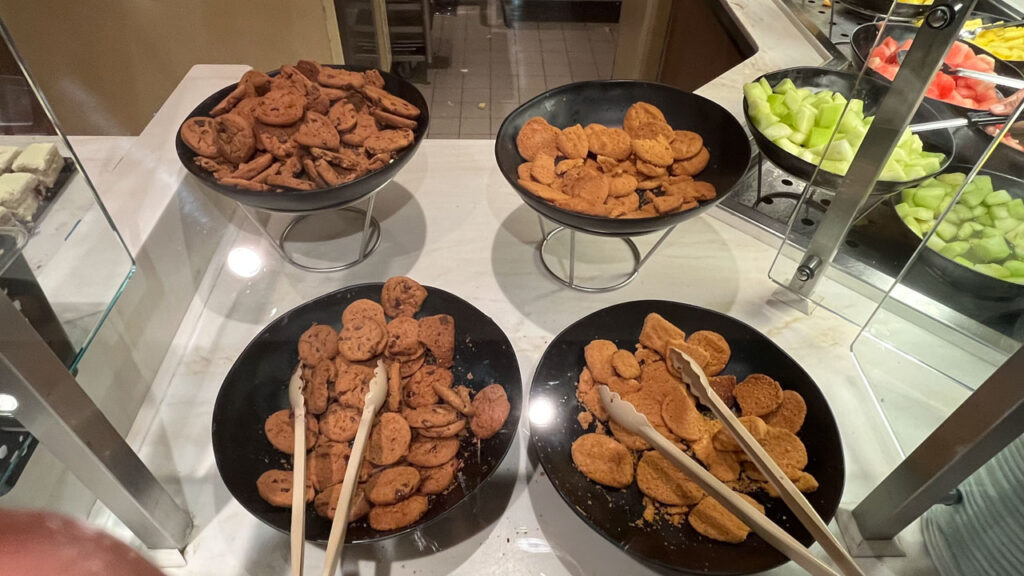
[577,411,594,430]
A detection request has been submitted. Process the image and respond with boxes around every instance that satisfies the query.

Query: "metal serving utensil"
[287,366,307,576]
[597,384,839,576]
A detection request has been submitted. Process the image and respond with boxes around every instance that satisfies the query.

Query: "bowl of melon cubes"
[895,165,1024,298]
[742,67,953,195]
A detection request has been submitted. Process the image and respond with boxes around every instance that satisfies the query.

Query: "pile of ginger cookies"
[571,312,817,544]
[256,276,510,532]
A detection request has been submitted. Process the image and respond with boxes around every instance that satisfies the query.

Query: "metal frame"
[536,216,677,292]
[239,190,382,274]
[840,344,1024,554]
[0,292,191,549]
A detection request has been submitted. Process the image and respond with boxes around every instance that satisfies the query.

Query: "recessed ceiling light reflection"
[515,537,552,554]
[0,393,18,414]
[529,397,555,427]
[227,247,262,278]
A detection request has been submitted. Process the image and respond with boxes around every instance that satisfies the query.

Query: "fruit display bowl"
[893,164,1024,300]
[743,67,955,195]
[494,80,751,237]
[851,22,1024,117]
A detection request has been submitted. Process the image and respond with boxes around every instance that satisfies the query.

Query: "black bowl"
[495,80,752,237]
[893,164,1024,300]
[529,300,845,575]
[838,0,932,20]
[744,67,955,194]
[176,65,429,213]
[850,22,1024,117]
[211,283,522,543]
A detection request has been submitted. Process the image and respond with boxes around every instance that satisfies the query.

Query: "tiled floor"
[412,3,618,139]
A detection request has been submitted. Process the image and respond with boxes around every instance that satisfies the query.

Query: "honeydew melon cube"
[990,205,1011,220]
[759,77,773,96]
[984,189,1013,206]
[952,204,973,222]
[940,241,971,259]
[975,263,1012,278]
[790,131,808,145]
[767,95,788,117]
[774,78,797,94]
[808,144,826,157]
[895,202,912,218]
[971,205,988,218]
[927,234,947,251]
[1016,244,1024,259]
[957,222,978,240]
[977,214,994,226]
[839,112,865,134]
[798,149,819,163]
[820,159,849,175]
[902,188,917,204]
[832,92,848,105]
[824,139,855,162]
[982,226,1002,238]
[784,90,805,111]
[889,147,908,164]
[914,187,946,211]
[903,216,924,236]
[793,106,816,135]
[806,126,833,149]
[1007,198,1024,220]
[938,197,954,218]
[795,87,813,99]
[744,82,768,102]
[905,166,927,181]
[763,123,793,141]
[962,183,990,207]
[1005,260,1024,276]
[1006,223,1024,243]
[1009,277,1024,284]
[995,217,1021,233]
[971,235,1012,262]
[935,220,959,242]
[908,206,934,220]
[953,256,975,268]
[817,102,846,129]
[920,219,935,233]
[880,164,907,182]
[773,137,804,157]
[751,111,780,132]
[936,172,967,187]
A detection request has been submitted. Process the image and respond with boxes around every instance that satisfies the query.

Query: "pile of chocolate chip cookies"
[256,276,511,532]
[180,60,420,193]
[515,102,715,219]
[571,313,816,544]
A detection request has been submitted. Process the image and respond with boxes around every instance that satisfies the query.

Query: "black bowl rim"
[743,65,955,191]
[893,163,1024,291]
[528,299,846,574]
[838,0,932,20]
[849,21,1024,114]
[494,79,752,232]
[175,64,429,205]
[211,281,523,544]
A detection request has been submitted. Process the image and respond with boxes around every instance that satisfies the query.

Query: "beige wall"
[0,1,343,135]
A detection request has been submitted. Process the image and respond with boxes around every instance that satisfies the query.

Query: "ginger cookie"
[530,152,557,185]
[587,126,632,160]
[230,152,274,180]
[761,427,808,478]
[338,319,386,362]
[516,117,560,161]
[386,361,403,412]
[321,404,361,442]
[264,409,318,454]
[181,117,220,158]
[556,158,584,174]
[566,169,610,204]
[254,89,305,126]
[328,100,358,132]
[575,367,609,421]
[254,122,299,159]
[308,441,350,491]
[341,112,377,147]
[405,366,449,408]
[518,179,569,202]
[368,494,429,531]
[638,313,686,360]
[623,102,667,138]
[636,159,668,177]
[557,124,589,159]
[571,433,634,488]
[434,382,475,416]
[367,412,412,466]
[606,193,640,217]
[213,113,256,164]
[373,108,418,130]
[318,67,365,90]
[692,434,742,482]
[624,390,675,441]
[381,276,428,318]
[338,381,369,410]
[362,86,421,119]
[712,415,768,452]
[661,388,705,442]
[385,316,421,358]
[418,458,460,495]
[609,419,650,451]
[257,469,313,508]
[636,451,705,506]
[399,353,426,378]
[416,419,466,438]
[689,493,764,544]
[333,359,374,396]
[584,339,618,385]
[687,330,731,376]
[342,298,387,327]
[469,384,510,439]
[418,314,455,368]
[670,130,703,160]
[363,69,386,88]
[298,324,338,366]
[367,466,421,505]
[403,405,459,428]
[670,146,710,177]
[631,121,674,143]
[304,359,334,415]
[294,111,340,149]
[608,174,639,197]
[611,349,642,379]
[406,437,461,467]
[365,128,414,155]
[666,338,711,378]
[315,484,370,521]
[706,374,737,409]
[735,374,784,417]
[762,390,807,434]
[631,138,674,167]
[517,162,534,181]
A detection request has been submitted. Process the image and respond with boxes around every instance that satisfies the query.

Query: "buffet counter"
[59,59,965,573]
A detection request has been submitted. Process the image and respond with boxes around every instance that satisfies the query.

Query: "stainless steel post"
[788,0,976,298]
[0,292,192,549]
[851,344,1024,540]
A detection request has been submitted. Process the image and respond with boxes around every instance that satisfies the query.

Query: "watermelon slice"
[945,42,974,68]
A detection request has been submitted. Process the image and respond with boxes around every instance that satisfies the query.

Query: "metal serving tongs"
[667,348,865,576]
[288,366,308,576]
[597,385,839,576]
[320,360,388,576]
[910,110,1007,133]
[895,49,1024,92]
